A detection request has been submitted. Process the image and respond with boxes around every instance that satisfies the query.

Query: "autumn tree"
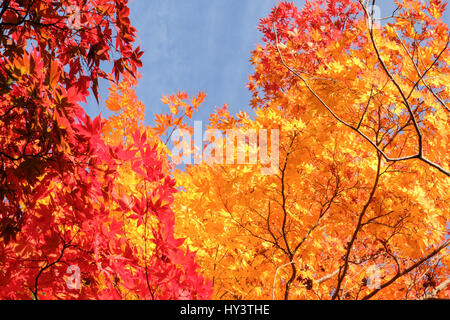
[0,0,211,299]
[170,0,449,300]
[1,0,447,301]
[100,76,212,299]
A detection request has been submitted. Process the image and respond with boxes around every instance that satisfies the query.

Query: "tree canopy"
[0,0,448,300]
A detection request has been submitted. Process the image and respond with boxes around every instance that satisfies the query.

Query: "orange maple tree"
[0,0,448,301]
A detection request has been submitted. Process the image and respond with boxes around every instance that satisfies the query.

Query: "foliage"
[0,0,211,299]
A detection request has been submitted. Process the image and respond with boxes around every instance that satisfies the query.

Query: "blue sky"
[83,0,449,125]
